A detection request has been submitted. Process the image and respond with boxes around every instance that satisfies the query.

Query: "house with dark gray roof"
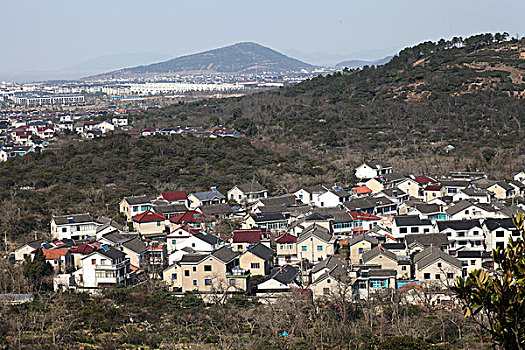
[405,233,449,254]
[297,223,336,262]
[483,218,519,251]
[391,215,434,241]
[188,190,226,208]
[355,161,393,180]
[119,195,152,221]
[51,213,102,241]
[239,243,274,276]
[257,264,302,296]
[436,219,484,254]
[414,246,462,286]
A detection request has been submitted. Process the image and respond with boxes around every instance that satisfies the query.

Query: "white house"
[173,232,220,253]
[436,220,485,255]
[50,213,102,240]
[71,247,130,290]
[355,161,393,180]
[391,215,434,242]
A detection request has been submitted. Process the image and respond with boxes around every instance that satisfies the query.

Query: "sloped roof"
[414,246,462,270]
[200,203,234,216]
[69,242,95,255]
[483,218,516,231]
[348,211,381,221]
[153,203,187,214]
[275,233,297,243]
[232,230,261,243]
[362,246,398,263]
[445,200,482,215]
[267,265,300,285]
[190,191,225,201]
[311,255,345,274]
[437,219,481,231]
[414,176,437,184]
[194,232,219,245]
[211,246,239,263]
[132,210,166,223]
[248,243,274,261]
[42,248,68,260]
[179,254,208,264]
[348,234,378,246]
[52,213,93,225]
[122,237,147,254]
[259,194,298,207]
[235,182,267,193]
[123,195,150,205]
[298,223,332,243]
[169,211,216,224]
[405,233,449,248]
[161,191,188,201]
[393,215,432,227]
[250,213,287,223]
[412,203,442,214]
[96,247,126,260]
[424,185,443,191]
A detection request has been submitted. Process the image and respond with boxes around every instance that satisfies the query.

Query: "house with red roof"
[166,225,199,253]
[69,243,96,269]
[231,229,269,253]
[43,248,72,273]
[414,176,437,186]
[423,185,445,202]
[141,126,157,136]
[132,210,167,235]
[159,191,188,205]
[169,210,216,231]
[351,186,372,197]
[348,211,381,233]
[275,233,298,264]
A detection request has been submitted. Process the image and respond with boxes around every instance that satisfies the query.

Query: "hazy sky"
[1,0,525,73]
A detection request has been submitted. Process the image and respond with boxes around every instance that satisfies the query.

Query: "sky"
[1,0,525,76]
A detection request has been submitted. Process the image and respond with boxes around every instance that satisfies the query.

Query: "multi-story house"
[50,213,102,240]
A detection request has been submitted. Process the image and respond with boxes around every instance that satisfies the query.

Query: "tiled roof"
[393,215,432,227]
[248,243,274,260]
[437,219,481,231]
[161,191,188,201]
[190,191,225,201]
[414,176,437,184]
[42,248,69,260]
[211,246,239,263]
[414,246,462,270]
[69,243,95,255]
[275,233,297,243]
[362,246,398,263]
[232,230,261,243]
[424,185,443,191]
[122,195,150,205]
[235,182,267,193]
[353,186,372,195]
[348,211,381,221]
[132,210,166,223]
[169,211,216,224]
[52,213,93,225]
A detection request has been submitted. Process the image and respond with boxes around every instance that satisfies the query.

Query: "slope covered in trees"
[133,33,525,176]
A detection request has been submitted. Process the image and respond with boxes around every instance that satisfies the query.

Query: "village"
[10,161,525,303]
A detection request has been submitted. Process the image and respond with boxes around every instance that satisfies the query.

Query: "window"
[435,274,441,280]
[437,262,442,268]
[91,259,97,265]
[424,273,431,279]
[96,271,105,278]
[317,246,323,251]
[237,245,243,250]
[401,266,407,271]
[133,206,138,212]
[447,273,454,279]
[184,270,190,277]
[471,260,476,266]
[171,273,177,280]
[358,248,364,254]
[251,263,260,269]
[192,267,197,272]
[62,228,67,233]
[157,222,161,227]
[323,288,330,295]
[204,279,212,286]
[370,280,386,288]
[423,228,430,233]
[172,239,176,245]
[411,227,418,233]
[204,265,212,272]
[280,244,285,250]
[192,243,196,248]
[193,280,197,286]
[399,228,407,234]
[320,202,324,207]
[229,279,236,286]
[302,246,307,252]
[238,195,242,199]
[496,230,505,238]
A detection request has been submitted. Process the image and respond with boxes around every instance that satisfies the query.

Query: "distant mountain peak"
[88,42,316,79]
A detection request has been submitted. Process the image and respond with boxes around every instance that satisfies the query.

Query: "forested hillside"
[133,33,525,176]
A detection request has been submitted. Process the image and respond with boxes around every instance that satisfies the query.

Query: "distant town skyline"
[2,0,525,80]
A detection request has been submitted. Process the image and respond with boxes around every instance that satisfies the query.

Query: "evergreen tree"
[23,248,53,284]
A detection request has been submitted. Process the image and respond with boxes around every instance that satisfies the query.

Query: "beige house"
[364,178,384,194]
[296,224,336,262]
[171,247,249,294]
[14,239,46,262]
[239,243,274,276]
[119,195,152,221]
[227,182,268,204]
[414,247,462,288]
[487,182,515,199]
[275,234,298,264]
[348,235,378,264]
[131,210,167,235]
[397,178,421,199]
[362,246,411,280]
[309,267,353,300]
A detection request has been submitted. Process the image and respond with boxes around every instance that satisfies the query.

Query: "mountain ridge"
[88,42,316,79]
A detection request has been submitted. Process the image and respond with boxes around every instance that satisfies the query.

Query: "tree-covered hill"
[132,33,525,176]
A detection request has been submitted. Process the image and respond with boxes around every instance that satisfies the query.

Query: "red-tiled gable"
[132,210,166,223]
[142,126,156,132]
[83,121,98,126]
[414,176,437,184]
[353,186,372,195]
[42,248,68,260]
[424,185,443,191]
[37,126,54,132]
[275,233,297,243]
[148,244,164,251]
[70,243,95,255]
[232,230,261,243]
[348,211,381,221]
[161,191,188,201]
[169,210,215,224]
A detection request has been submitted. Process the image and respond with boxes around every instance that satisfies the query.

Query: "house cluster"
[0,110,129,162]
[12,162,525,301]
[138,125,240,138]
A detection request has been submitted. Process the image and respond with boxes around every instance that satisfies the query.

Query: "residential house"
[71,247,130,290]
[244,213,288,233]
[231,229,267,253]
[391,215,434,241]
[151,202,187,219]
[257,265,302,298]
[50,213,101,240]
[445,200,503,220]
[188,190,226,208]
[227,182,268,204]
[131,210,167,236]
[423,185,445,203]
[414,247,462,288]
[239,243,274,276]
[407,203,448,220]
[158,191,188,206]
[43,248,72,273]
[200,203,235,220]
[509,180,525,197]
[169,210,216,231]
[440,180,470,196]
[121,237,148,269]
[348,234,378,264]
[275,233,298,265]
[119,195,152,221]
[355,161,393,180]
[173,232,220,253]
[166,226,197,253]
[14,239,47,262]
[355,268,397,300]
[436,220,485,254]
[483,218,520,251]
[456,250,491,276]
[296,224,336,262]
[404,233,449,256]
[397,178,422,199]
[310,266,353,300]
[452,187,491,204]
[487,182,515,199]
[361,246,411,279]
[513,171,525,183]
